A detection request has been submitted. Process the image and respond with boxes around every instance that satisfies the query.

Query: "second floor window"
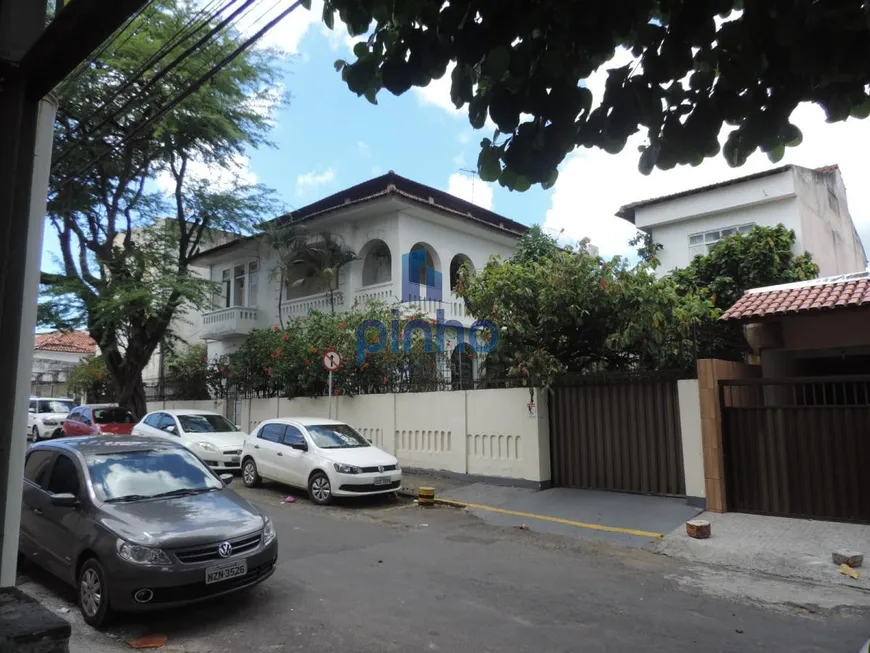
[688,223,754,258]
[216,260,259,309]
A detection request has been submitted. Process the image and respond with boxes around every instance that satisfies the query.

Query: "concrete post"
[0,94,57,586]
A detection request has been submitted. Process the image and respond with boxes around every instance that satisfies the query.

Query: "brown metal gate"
[721,376,870,523]
[549,372,687,495]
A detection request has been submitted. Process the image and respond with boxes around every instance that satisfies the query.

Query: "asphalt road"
[18,480,870,653]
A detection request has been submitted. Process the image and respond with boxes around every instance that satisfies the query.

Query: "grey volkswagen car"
[19,436,278,628]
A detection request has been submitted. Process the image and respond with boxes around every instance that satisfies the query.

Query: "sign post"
[322,350,342,419]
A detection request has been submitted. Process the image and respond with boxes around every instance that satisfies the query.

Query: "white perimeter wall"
[148,384,704,497]
[149,387,551,484]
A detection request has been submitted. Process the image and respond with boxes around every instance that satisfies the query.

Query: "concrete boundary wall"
[149,387,551,485]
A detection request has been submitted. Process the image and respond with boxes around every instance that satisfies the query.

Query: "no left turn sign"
[322,350,342,372]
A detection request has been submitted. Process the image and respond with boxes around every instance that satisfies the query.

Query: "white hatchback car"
[241,418,401,505]
[28,397,76,441]
[133,409,247,472]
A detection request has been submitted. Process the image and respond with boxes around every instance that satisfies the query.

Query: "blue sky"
[41,1,870,270]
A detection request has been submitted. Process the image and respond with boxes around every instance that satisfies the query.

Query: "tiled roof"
[34,331,97,354]
[192,171,528,261]
[721,274,870,321]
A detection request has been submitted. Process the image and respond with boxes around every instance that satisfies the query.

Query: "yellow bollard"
[418,486,435,507]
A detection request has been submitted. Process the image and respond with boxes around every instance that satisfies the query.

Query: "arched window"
[449,254,473,291]
[361,240,391,286]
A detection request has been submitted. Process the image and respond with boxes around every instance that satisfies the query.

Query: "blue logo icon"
[401,247,442,303]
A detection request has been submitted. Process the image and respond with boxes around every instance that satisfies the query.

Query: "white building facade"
[191,173,527,364]
[617,164,867,277]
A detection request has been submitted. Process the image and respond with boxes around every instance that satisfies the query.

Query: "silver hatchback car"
[19,436,278,628]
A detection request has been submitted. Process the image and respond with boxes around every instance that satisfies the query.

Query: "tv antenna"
[459,168,478,205]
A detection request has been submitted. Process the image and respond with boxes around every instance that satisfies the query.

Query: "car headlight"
[41,418,59,426]
[116,539,171,566]
[196,441,220,453]
[334,463,362,474]
[263,517,276,545]
[395,462,401,472]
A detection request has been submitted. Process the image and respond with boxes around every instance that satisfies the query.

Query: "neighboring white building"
[31,331,97,397]
[190,172,528,364]
[616,164,867,277]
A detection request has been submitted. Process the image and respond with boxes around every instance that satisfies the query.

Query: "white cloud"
[447,172,493,211]
[155,154,257,195]
[234,0,321,55]
[296,168,336,195]
[458,133,471,145]
[453,152,467,167]
[357,141,370,155]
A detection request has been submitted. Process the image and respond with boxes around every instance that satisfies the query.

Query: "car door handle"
[276,452,283,456]
[33,508,43,516]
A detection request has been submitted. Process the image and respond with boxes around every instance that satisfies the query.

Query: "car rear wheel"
[308,471,333,505]
[78,558,113,629]
[31,426,40,442]
[242,458,261,488]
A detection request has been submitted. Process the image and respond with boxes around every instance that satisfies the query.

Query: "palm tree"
[268,223,356,318]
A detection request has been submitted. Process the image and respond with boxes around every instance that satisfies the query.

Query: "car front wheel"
[242,458,261,488]
[78,558,112,629]
[308,471,333,505]
[31,426,40,442]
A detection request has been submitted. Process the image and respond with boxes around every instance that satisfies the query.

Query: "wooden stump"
[686,519,711,539]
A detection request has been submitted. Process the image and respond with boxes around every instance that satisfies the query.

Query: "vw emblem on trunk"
[378,465,384,473]
[218,542,233,558]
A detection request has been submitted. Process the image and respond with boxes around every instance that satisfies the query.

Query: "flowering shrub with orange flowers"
[66,355,114,402]
[206,301,445,399]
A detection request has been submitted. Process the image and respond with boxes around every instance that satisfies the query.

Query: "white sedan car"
[241,417,401,505]
[133,408,247,471]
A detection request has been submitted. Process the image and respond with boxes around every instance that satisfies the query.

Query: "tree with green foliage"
[164,344,210,400]
[324,0,870,190]
[454,235,714,391]
[39,0,284,417]
[671,224,819,310]
[512,224,562,264]
[66,356,114,404]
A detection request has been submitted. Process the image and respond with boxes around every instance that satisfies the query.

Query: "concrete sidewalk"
[657,511,870,590]
[400,471,703,548]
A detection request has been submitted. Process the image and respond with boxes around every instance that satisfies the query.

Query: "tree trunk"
[116,373,147,419]
[277,271,285,329]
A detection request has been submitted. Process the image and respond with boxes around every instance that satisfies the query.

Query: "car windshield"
[307,424,369,449]
[86,448,223,502]
[178,414,237,433]
[92,407,136,424]
[39,400,74,414]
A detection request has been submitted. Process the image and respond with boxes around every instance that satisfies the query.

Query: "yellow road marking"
[435,498,663,539]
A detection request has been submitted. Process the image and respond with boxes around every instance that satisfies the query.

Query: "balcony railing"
[353,281,395,308]
[201,306,260,340]
[280,293,344,319]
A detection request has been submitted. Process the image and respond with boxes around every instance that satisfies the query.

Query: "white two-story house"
[191,172,528,366]
[616,164,867,277]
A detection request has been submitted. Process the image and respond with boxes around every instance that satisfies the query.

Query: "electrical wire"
[51,0,304,193]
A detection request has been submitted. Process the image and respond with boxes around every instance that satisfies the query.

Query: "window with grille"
[688,223,755,258]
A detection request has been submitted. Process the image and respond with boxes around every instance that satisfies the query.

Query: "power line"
[51,0,305,194]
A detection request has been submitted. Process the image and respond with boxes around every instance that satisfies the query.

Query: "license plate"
[373,476,391,486]
[205,559,247,584]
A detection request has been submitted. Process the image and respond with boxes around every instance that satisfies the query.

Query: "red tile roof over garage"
[721,273,870,321]
[34,331,96,354]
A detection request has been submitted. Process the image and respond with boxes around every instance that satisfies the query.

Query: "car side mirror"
[290,442,308,452]
[28,408,36,414]
[234,424,241,430]
[219,473,233,485]
[50,493,78,507]
[165,425,177,434]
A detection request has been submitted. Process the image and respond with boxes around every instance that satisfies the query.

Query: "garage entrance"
[548,372,688,496]
[721,376,870,523]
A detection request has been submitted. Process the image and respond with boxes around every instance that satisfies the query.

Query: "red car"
[62,404,137,437]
